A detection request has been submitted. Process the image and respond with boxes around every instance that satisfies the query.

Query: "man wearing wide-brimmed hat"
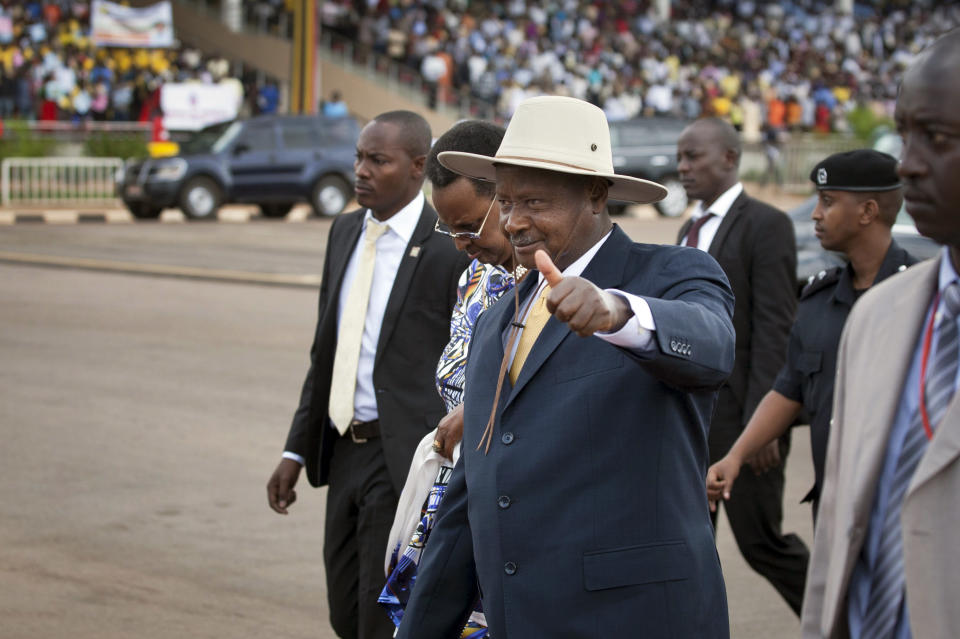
[396,96,736,638]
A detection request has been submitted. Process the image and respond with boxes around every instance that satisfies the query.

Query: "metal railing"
[317,30,500,123]
[1,157,124,207]
[741,136,863,193]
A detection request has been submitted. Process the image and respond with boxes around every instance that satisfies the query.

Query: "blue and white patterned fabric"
[379,259,516,636]
[436,259,516,411]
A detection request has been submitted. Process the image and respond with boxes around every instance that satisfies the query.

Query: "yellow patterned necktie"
[509,284,552,385]
[328,218,388,434]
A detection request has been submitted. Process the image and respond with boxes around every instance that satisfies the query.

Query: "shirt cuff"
[282,451,305,466]
[595,290,656,351]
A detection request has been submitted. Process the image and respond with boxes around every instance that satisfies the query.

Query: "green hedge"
[0,119,148,159]
[83,133,148,159]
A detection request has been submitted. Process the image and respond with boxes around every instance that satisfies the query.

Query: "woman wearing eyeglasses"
[379,120,515,637]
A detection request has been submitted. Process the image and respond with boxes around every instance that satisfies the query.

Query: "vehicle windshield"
[178,121,236,155]
[210,121,245,154]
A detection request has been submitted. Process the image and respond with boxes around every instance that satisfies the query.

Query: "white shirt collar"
[938,245,959,293]
[364,190,424,245]
[692,181,743,219]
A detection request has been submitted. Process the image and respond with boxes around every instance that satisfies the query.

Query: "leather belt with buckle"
[347,419,380,443]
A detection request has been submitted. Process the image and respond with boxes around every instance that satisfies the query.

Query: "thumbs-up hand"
[534,249,633,337]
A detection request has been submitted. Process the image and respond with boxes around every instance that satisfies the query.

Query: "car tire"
[607,202,628,216]
[126,203,162,219]
[259,203,294,218]
[179,176,222,220]
[310,175,351,217]
[654,176,689,218]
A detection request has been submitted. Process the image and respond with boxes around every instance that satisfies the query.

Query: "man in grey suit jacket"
[802,30,960,638]
[677,117,809,614]
[397,96,735,638]
[265,111,468,639]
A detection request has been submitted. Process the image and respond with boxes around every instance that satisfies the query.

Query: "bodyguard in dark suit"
[266,111,468,639]
[397,97,736,638]
[707,149,917,523]
[677,117,809,614]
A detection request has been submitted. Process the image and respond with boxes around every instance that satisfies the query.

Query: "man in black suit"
[266,110,468,639]
[677,117,810,614]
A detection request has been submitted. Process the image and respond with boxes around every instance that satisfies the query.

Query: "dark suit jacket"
[677,191,797,436]
[397,226,735,638]
[283,202,470,491]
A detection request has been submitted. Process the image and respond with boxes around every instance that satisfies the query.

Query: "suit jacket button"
[501,432,515,445]
[504,561,517,575]
[498,495,511,509]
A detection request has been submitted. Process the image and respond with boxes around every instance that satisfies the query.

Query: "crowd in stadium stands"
[3,0,959,140]
[0,0,268,125]
[316,0,958,139]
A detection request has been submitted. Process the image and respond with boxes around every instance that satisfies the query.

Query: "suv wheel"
[127,203,162,219]
[179,177,222,220]
[311,175,351,217]
[655,176,689,218]
[607,202,628,216]
[259,203,294,218]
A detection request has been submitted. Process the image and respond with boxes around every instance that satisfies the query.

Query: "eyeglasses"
[434,196,497,241]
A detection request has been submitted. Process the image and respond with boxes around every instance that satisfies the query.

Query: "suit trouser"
[324,434,398,639]
[709,388,810,616]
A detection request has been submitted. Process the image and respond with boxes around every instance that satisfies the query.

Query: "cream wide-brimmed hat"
[438,96,668,204]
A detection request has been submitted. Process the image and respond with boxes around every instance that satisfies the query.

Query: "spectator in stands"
[313,0,958,130]
[322,89,348,118]
[253,82,277,115]
[0,65,15,117]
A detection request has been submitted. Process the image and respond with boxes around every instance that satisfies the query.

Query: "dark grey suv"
[117,115,359,220]
[608,117,690,217]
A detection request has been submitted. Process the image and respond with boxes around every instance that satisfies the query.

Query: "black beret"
[809,149,901,192]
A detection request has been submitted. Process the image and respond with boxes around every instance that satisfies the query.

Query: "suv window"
[323,117,361,145]
[610,119,686,147]
[236,122,277,151]
[281,120,324,149]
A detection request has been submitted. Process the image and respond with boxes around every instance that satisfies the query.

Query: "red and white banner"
[91,0,175,49]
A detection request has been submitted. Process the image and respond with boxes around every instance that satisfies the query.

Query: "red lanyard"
[918,291,942,441]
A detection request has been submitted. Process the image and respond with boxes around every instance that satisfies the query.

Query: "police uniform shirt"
[771,240,917,509]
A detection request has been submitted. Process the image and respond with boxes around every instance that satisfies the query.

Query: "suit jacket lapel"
[502,273,537,348]
[327,210,365,306]
[676,217,693,245]
[850,261,937,512]
[707,192,745,258]
[910,262,960,494]
[466,274,532,407]
[375,202,436,369]
[506,226,631,404]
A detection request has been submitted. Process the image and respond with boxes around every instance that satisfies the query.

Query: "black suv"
[608,117,690,217]
[117,114,360,219]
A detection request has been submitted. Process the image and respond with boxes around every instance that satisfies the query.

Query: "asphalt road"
[0,204,813,638]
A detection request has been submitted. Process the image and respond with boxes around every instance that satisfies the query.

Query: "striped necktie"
[861,280,960,637]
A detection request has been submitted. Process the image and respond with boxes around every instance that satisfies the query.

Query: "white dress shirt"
[284,192,424,465]
[682,182,743,252]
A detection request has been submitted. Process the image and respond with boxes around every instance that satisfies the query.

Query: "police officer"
[706,149,917,521]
